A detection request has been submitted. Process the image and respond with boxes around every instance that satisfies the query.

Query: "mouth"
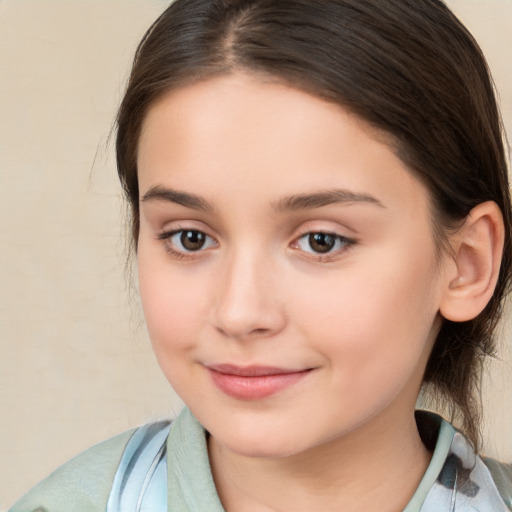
[206,364,313,400]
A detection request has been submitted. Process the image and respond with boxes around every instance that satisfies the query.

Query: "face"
[136,73,448,459]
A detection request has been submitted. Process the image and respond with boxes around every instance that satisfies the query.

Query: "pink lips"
[207,364,311,400]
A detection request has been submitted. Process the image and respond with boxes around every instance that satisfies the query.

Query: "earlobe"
[440,201,504,322]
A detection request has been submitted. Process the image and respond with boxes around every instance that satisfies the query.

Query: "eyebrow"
[272,189,385,212]
[140,186,384,213]
[141,186,215,212]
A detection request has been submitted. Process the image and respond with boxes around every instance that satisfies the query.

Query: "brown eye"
[159,229,217,255]
[308,233,336,253]
[295,231,354,257]
[180,230,206,251]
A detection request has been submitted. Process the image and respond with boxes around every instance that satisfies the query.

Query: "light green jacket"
[9,408,512,512]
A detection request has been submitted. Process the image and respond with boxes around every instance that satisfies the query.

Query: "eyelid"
[291,220,355,241]
[156,218,218,241]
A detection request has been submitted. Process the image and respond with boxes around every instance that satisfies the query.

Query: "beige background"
[0,0,511,509]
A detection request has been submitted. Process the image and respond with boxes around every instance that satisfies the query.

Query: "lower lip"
[208,369,311,400]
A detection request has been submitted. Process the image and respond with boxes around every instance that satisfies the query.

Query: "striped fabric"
[106,421,171,512]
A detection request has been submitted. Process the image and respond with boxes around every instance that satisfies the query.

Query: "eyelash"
[157,228,356,261]
[291,231,356,262]
[157,229,218,259]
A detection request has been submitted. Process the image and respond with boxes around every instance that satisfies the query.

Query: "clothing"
[9,407,512,512]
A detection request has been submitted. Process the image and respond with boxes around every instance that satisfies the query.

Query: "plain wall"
[0,0,511,509]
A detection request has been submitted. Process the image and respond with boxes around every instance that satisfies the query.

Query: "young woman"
[10,0,512,511]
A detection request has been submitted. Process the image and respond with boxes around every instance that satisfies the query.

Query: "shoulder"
[413,411,512,511]
[483,457,512,510]
[8,423,164,512]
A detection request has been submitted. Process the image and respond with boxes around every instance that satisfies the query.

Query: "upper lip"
[207,364,309,377]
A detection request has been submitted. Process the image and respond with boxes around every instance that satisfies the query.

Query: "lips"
[206,364,312,400]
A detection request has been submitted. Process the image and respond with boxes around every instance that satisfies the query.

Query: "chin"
[207,417,314,459]
[219,435,304,459]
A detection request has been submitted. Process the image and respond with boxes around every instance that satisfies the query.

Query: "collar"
[166,407,508,511]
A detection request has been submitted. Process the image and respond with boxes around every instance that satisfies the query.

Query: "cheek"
[295,245,440,386]
[137,250,208,357]
[137,258,212,400]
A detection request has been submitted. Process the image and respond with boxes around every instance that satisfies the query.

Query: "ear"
[440,201,505,322]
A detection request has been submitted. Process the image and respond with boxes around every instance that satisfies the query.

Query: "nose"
[213,251,286,341]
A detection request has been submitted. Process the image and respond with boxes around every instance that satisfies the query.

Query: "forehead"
[137,73,431,218]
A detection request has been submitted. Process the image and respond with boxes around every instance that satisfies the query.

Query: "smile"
[206,364,313,400]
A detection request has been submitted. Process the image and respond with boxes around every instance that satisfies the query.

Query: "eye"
[295,232,353,255]
[159,229,217,254]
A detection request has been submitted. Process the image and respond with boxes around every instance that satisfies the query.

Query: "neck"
[208,407,432,512]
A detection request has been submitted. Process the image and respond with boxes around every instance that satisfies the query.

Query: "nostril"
[216,322,281,341]
[215,324,270,340]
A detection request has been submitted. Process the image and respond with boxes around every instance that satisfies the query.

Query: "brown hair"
[116,0,512,450]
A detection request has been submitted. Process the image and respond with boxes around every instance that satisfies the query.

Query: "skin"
[136,73,456,511]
